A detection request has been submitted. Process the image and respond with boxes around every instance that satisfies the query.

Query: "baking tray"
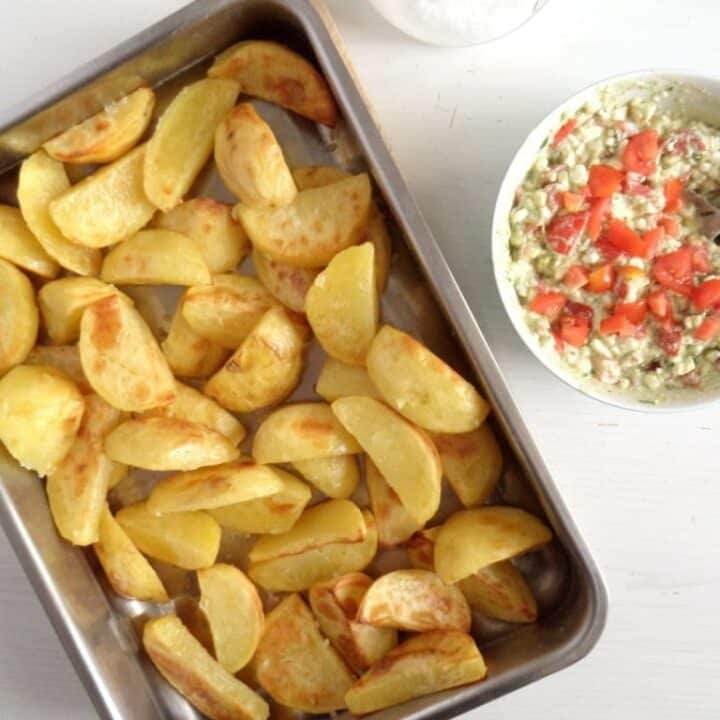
[0,1,608,719]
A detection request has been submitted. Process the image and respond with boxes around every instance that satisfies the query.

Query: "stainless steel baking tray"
[0,1,607,718]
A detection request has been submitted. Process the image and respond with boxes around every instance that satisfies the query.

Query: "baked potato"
[0,258,38,374]
[366,459,420,547]
[315,356,381,401]
[252,249,317,314]
[0,204,58,278]
[24,345,91,392]
[292,455,359,499]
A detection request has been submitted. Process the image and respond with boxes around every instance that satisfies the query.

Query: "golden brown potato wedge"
[248,510,377,592]
[332,397,441,525]
[107,462,129,490]
[0,205,58,278]
[366,459,420,547]
[47,394,126,545]
[144,78,239,211]
[17,150,101,275]
[252,249,317,314]
[204,306,306,413]
[306,243,378,366]
[101,229,211,286]
[209,468,310,534]
[235,174,371,268]
[435,507,553,584]
[198,564,264,673]
[309,573,397,674]
[0,365,84,477]
[151,198,249,273]
[104,417,240,472]
[345,630,487,715]
[252,402,361,464]
[406,526,440,572]
[48,144,155,249]
[161,293,229,378]
[142,381,245,445]
[291,165,348,189]
[254,594,353,713]
[116,501,220,569]
[79,294,176,412]
[182,274,276,349]
[367,325,489,433]
[215,103,296,207]
[38,277,119,345]
[147,462,283,514]
[24,345,91,392]
[144,615,269,720]
[292,455,359,499]
[43,88,155,164]
[315,356,381,402]
[432,424,503,508]
[0,258,38,374]
[94,505,168,602]
[357,569,471,632]
[208,40,337,127]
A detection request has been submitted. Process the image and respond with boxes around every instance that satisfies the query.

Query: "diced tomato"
[691,278,720,311]
[563,264,590,290]
[587,197,611,241]
[595,235,622,261]
[552,118,577,148]
[663,177,685,212]
[658,215,680,237]
[605,218,646,257]
[657,324,683,356]
[587,264,616,293]
[588,164,625,198]
[647,290,671,319]
[695,315,720,341]
[545,211,589,254]
[641,226,664,260]
[623,172,653,196]
[560,191,585,212]
[622,129,659,176]
[652,247,693,296]
[615,300,647,324]
[529,291,567,318]
[617,265,646,282]
[555,301,594,347]
[599,313,638,337]
[691,244,712,274]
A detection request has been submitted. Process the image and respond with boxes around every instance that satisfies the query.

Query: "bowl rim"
[491,68,720,413]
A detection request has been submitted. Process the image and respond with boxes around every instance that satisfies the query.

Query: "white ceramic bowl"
[492,71,720,411]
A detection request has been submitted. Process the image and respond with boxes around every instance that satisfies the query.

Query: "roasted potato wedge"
[208,40,337,127]
[182,274,276,349]
[142,381,245,445]
[435,507,553,584]
[144,615,269,720]
[209,468,310,534]
[0,204,58,278]
[147,462,283,514]
[366,459,420,547]
[151,198,249,273]
[17,150,101,275]
[104,417,240,472]
[252,402,361,464]
[25,345,91,392]
[432,424,503,508]
[252,249,317,313]
[291,165,348,189]
[306,243,378,366]
[198,564,264,673]
[47,394,126,545]
[48,144,155,249]
[101,229,211,286]
[315,356,381,401]
[43,88,155,164]
[215,103,296,207]
[357,569,471,632]
[38,277,119,345]
[0,365,84,477]
[144,79,239,211]
[0,258,38,374]
[309,573,397,674]
[79,294,176,412]
[235,174,371,268]
[204,306,306,413]
[345,630,487,715]
[406,526,440,572]
[116,501,220,569]
[248,510,377,592]
[367,325,489,433]
[254,594,353,713]
[162,293,229,378]
[292,455,359,499]
[332,397,441,525]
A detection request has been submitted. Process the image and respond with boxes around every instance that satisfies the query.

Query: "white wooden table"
[1,1,719,717]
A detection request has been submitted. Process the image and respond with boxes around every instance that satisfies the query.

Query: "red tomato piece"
[617,265,646,282]
[587,263,616,293]
[623,172,653,196]
[647,290,671,319]
[695,315,720,341]
[529,291,567,318]
[622,129,659,176]
[605,218,646,257]
[652,247,693,296]
[560,191,585,212]
[691,244,712,274]
[663,178,685,212]
[587,197,611,241]
[641,226,664,260]
[691,278,720,311]
[658,215,680,237]
[588,164,625,198]
[545,211,589,254]
[555,301,594,347]
[595,235,622,261]
[599,313,638,337]
[657,324,683,356]
[552,118,577,148]
[563,264,590,290]
[615,300,648,324]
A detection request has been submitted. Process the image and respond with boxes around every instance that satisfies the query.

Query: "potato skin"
[0,258,38,374]
[252,249,317,314]
[0,204,58,278]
